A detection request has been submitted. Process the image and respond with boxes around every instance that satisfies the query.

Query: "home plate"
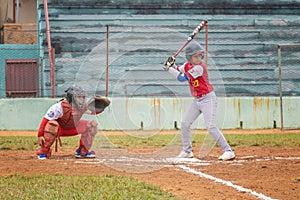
[165,157,211,166]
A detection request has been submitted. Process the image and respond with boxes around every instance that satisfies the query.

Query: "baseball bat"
[173,20,208,58]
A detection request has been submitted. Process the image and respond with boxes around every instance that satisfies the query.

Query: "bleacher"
[38,0,300,97]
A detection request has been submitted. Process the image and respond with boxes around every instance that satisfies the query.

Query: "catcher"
[36,85,110,160]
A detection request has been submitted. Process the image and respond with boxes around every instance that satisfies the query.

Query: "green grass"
[223,133,300,147]
[99,133,300,148]
[1,133,300,150]
[0,174,178,200]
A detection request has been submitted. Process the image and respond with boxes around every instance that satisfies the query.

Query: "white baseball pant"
[181,91,232,154]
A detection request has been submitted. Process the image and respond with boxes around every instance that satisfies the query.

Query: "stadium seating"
[39,0,300,97]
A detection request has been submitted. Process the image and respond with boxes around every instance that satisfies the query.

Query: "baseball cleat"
[75,148,81,156]
[176,151,194,158]
[75,151,96,159]
[218,151,235,161]
[38,154,47,160]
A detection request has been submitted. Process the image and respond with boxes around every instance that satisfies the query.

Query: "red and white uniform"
[36,99,98,157]
[177,61,214,98]
[38,100,93,137]
[172,61,232,155]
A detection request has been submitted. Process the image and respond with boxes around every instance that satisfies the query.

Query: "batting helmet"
[65,85,87,109]
[185,42,205,61]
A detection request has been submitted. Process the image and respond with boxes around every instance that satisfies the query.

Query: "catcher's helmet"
[185,42,204,61]
[65,85,86,109]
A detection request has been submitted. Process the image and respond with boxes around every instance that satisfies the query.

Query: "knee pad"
[43,120,59,151]
[87,120,98,136]
[36,120,58,157]
[45,120,59,136]
[80,120,98,151]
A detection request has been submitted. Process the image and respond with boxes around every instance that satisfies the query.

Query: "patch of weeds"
[0,147,11,150]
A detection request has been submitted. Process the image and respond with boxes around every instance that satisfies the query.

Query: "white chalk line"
[179,165,277,200]
[75,157,210,166]
[73,156,300,199]
[74,156,300,166]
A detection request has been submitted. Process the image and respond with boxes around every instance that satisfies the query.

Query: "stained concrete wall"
[0,97,298,131]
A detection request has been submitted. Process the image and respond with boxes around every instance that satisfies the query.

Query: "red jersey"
[178,62,214,98]
[38,99,90,137]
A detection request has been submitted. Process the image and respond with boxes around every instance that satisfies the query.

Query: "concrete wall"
[0,0,36,24]
[0,97,299,131]
[0,0,13,43]
[0,0,14,26]
[17,0,37,24]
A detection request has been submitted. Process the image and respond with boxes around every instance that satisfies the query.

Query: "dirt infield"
[1,128,299,136]
[1,130,300,200]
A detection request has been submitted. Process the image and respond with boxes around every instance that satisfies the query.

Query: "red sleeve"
[37,117,49,137]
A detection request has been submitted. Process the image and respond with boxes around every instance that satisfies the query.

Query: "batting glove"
[163,56,176,71]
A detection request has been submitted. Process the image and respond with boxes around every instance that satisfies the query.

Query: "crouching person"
[36,85,102,160]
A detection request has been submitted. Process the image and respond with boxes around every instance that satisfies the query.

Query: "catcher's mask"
[65,85,86,109]
[185,42,204,61]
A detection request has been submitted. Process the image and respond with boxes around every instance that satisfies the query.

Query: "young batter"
[163,42,235,160]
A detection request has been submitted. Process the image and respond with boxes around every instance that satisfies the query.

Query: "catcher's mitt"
[87,96,110,113]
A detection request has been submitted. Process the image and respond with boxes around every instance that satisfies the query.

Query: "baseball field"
[0,129,299,200]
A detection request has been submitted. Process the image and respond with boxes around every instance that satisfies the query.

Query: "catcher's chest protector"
[58,100,87,129]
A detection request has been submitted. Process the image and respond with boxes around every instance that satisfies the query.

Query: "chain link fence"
[277,44,300,129]
[45,24,298,98]
[1,24,299,99]
[278,44,300,96]
[73,25,209,98]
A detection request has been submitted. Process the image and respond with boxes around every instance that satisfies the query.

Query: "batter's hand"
[38,136,45,147]
[163,56,176,71]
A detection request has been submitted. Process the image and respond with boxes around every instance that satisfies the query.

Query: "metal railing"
[277,43,300,129]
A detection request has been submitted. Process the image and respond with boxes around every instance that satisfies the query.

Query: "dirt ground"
[1,130,300,200]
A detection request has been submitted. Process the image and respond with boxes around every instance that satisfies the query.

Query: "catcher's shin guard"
[79,120,98,156]
[36,120,59,158]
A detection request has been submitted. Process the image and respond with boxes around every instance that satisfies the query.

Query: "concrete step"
[41,0,300,15]
[40,13,300,27]
[43,16,300,30]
